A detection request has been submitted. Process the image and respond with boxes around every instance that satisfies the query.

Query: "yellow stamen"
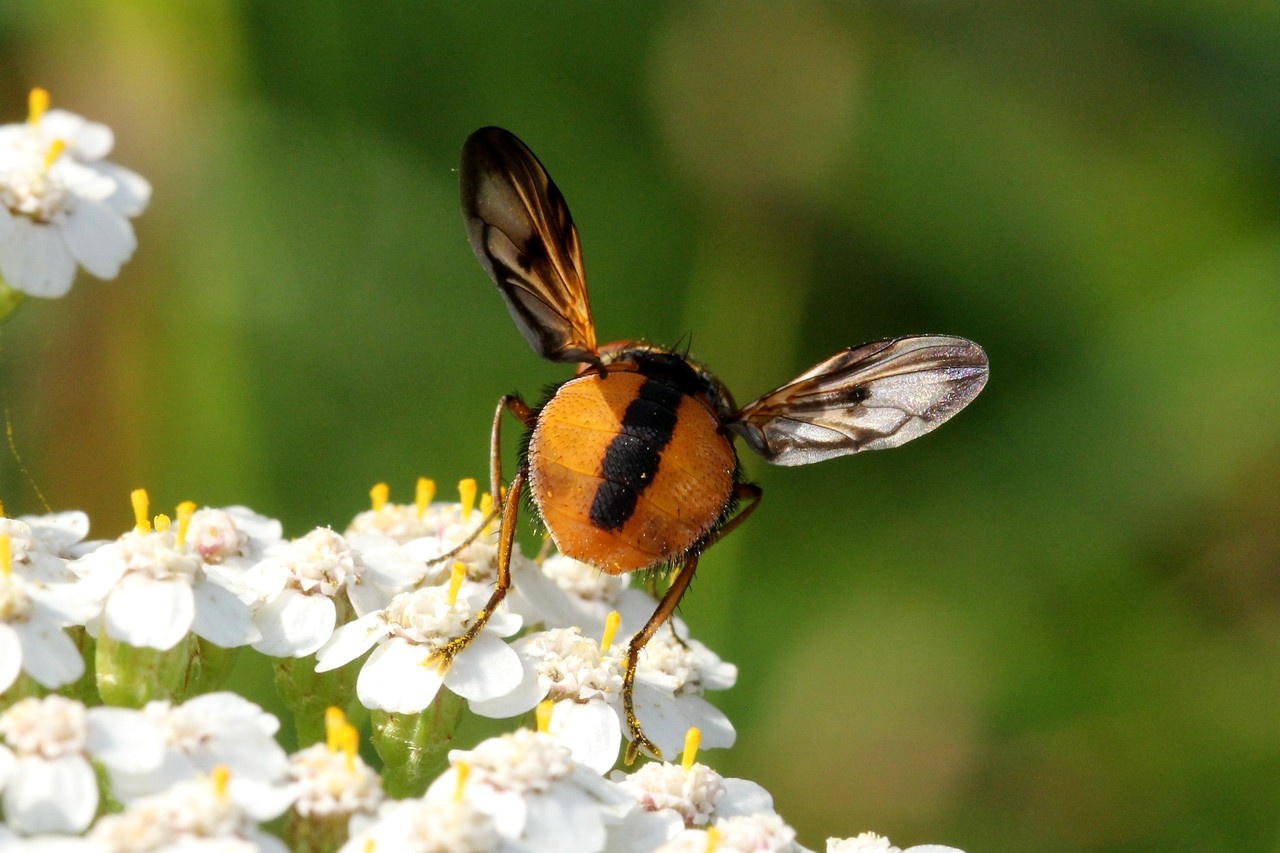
[453,760,470,803]
[211,765,230,798]
[41,138,65,172]
[340,724,358,773]
[601,610,621,652]
[27,88,49,125]
[363,840,376,853]
[369,482,389,512]
[325,706,346,752]
[536,699,554,734]
[415,477,435,518]
[1,534,11,579]
[446,561,466,607]
[324,706,359,772]
[458,478,477,521]
[175,501,196,548]
[153,514,171,533]
[682,727,702,771]
[704,825,720,853]
[131,489,151,533]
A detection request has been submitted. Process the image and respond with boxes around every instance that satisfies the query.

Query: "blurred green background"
[2,2,1279,850]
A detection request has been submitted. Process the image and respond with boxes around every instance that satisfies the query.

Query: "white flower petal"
[523,787,609,853]
[190,578,260,647]
[252,589,336,657]
[314,611,390,672]
[59,197,135,279]
[628,682,699,759]
[0,745,14,788]
[444,631,522,702]
[226,774,297,822]
[104,575,194,650]
[716,777,775,817]
[42,110,114,160]
[350,535,424,589]
[675,694,736,750]
[550,700,621,774]
[91,161,151,216]
[464,784,528,839]
[0,626,21,692]
[356,638,443,713]
[467,652,546,719]
[21,511,90,554]
[345,577,394,616]
[609,809,685,853]
[85,706,165,773]
[30,579,103,626]
[3,754,97,834]
[14,618,84,689]
[0,218,77,298]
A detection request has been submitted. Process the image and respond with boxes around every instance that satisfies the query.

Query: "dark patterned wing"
[728,335,989,466]
[460,126,597,364]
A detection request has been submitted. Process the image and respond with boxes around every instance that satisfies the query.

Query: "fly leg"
[623,482,762,763]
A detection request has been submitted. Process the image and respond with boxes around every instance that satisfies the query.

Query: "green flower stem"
[274,654,358,747]
[95,632,193,707]
[65,627,99,705]
[372,690,467,798]
[184,638,240,695]
[283,808,351,853]
[0,281,24,323]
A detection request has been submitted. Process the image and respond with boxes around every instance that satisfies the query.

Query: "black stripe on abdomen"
[589,377,683,531]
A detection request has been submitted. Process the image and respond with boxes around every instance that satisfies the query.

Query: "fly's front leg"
[490,394,533,515]
[429,469,526,672]
[422,395,533,568]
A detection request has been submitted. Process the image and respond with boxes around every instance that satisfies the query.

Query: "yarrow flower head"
[240,526,365,658]
[106,693,289,803]
[287,708,383,821]
[609,728,776,850]
[658,814,809,853]
[341,794,505,853]
[0,88,150,299]
[346,478,470,545]
[469,621,629,773]
[0,523,100,693]
[71,493,258,651]
[315,564,523,715]
[0,695,164,835]
[825,832,966,853]
[425,728,631,853]
[87,766,293,852]
[0,513,82,583]
[0,486,970,852]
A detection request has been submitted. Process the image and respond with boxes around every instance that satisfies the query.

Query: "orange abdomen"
[527,370,736,574]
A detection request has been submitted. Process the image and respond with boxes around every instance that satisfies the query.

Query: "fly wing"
[460,126,598,364]
[727,335,989,466]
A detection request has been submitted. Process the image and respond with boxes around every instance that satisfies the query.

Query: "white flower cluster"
[0,486,967,851]
[0,88,150,299]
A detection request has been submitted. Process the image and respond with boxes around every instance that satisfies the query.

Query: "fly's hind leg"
[622,482,763,764]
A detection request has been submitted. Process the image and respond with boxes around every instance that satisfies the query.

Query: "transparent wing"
[460,126,598,364]
[727,335,989,466]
